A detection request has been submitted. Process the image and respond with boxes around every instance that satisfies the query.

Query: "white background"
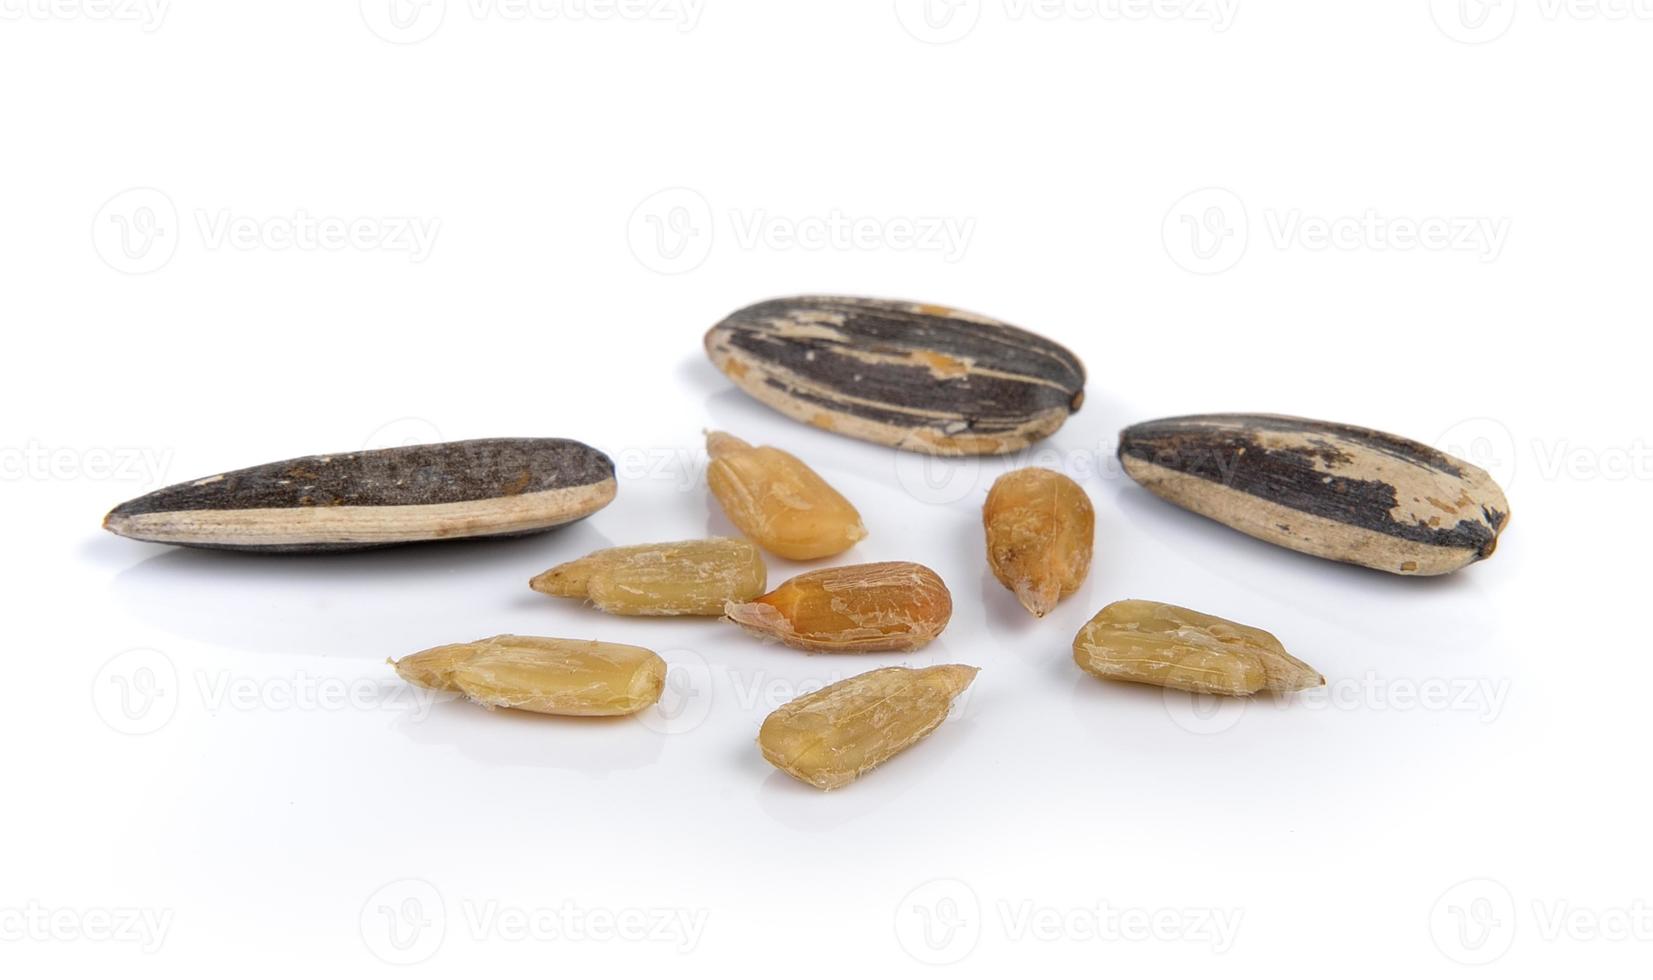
[3,1,1649,975]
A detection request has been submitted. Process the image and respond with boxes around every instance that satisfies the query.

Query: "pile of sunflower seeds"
[104,295,1511,790]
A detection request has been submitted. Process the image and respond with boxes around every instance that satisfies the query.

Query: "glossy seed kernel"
[1072,600,1324,697]
[705,431,866,561]
[392,635,666,716]
[531,538,767,616]
[983,467,1095,617]
[724,561,952,653]
[758,664,979,790]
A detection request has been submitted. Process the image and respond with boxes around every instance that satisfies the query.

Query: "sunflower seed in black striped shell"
[1117,414,1510,576]
[703,296,1086,456]
[102,438,616,553]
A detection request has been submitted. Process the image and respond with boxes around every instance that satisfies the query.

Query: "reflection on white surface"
[106,525,618,658]
[389,700,666,776]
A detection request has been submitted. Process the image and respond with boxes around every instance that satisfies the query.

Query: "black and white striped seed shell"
[103,438,616,553]
[704,296,1086,456]
[1118,414,1510,576]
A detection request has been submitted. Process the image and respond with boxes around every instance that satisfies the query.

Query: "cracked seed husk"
[102,438,616,553]
[531,537,767,616]
[724,561,952,653]
[1117,414,1511,575]
[983,467,1095,617]
[392,635,665,716]
[704,296,1086,455]
[758,664,979,790]
[1072,600,1324,696]
[705,431,867,560]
